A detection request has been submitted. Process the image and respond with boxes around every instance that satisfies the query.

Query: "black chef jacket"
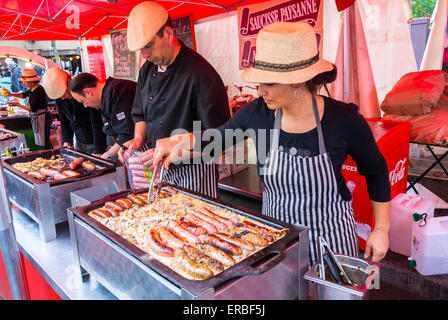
[22,85,48,112]
[55,98,107,154]
[101,77,137,146]
[132,43,230,148]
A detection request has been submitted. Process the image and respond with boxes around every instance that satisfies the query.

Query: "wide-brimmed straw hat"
[42,67,69,99]
[242,22,334,84]
[127,1,169,52]
[18,69,41,82]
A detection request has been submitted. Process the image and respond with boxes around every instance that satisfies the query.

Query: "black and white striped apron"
[163,162,218,198]
[261,94,358,265]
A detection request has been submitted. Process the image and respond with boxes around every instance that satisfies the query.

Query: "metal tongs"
[318,236,353,286]
[147,156,166,205]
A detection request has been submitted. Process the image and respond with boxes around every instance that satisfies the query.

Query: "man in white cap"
[42,67,107,155]
[121,1,230,197]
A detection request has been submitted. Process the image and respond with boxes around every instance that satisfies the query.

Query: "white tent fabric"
[330,1,380,118]
[357,0,418,105]
[420,0,448,71]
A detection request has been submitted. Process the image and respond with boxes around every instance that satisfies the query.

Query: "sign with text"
[172,14,196,51]
[111,29,136,80]
[237,0,323,69]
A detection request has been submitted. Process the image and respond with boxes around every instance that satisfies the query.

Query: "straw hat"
[42,67,69,99]
[127,1,169,52]
[18,69,40,82]
[242,22,334,84]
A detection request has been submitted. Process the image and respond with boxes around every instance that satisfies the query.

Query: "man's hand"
[100,151,109,159]
[118,136,144,162]
[63,142,72,148]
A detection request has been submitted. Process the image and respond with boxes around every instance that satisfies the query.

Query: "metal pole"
[0,160,28,300]
[51,40,62,69]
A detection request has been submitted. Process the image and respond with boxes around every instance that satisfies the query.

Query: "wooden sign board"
[172,14,196,51]
[110,29,136,80]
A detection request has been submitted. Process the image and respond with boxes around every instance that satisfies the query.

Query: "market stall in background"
[0,0,447,302]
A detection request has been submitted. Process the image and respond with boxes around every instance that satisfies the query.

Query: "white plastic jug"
[389,193,434,257]
[412,216,448,276]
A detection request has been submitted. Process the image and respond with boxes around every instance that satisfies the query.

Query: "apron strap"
[271,94,327,155]
[311,94,327,154]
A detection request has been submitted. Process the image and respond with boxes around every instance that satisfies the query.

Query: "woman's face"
[257,83,296,110]
[22,81,34,89]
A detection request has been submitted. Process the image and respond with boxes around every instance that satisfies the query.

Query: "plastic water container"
[412,216,448,276]
[389,194,434,257]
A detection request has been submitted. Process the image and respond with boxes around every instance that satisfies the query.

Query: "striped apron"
[163,162,218,198]
[261,94,358,265]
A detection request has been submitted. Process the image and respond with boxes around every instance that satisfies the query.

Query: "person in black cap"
[42,67,107,155]
[69,72,136,160]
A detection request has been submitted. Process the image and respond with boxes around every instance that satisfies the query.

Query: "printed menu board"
[111,29,136,80]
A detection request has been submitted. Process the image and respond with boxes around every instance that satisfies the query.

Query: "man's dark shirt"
[101,77,137,146]
[55,97,107,154]
[132,43,230,148]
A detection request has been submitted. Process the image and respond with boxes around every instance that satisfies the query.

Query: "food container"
[0,128,26,158]
[304,254,380,300]
[2,147,127,241]
[67,185,310,300]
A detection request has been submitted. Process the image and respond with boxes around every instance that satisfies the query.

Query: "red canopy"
[0,0,355,40]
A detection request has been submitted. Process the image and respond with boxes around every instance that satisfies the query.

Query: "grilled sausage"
[167,220,200,245]
[214,233,255,251]
[81,160,96,171]
[199,208,235,227]
[192,211,227,231]
[174,248,213,280]
[178,217,207,236]
[183,245,224,274]
[185,213,217,234]
[147,229,174,258]
[90,208,110,219]
[200,243,235,267]
[236,221,277,242]
[53,173,68,180]
[136,194,148,203]
[28,171,46,180]
[241,232,268,247]
[158,226,184,249]
[69,157,85,170]
[128,194,145,206]
[199,234,242,256]
[115,198,132,210]
[62,170,80,177]
[40,167,60,177]
[104,201,125,212]
[105,208,119,218]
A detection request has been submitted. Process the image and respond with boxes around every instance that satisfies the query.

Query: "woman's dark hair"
[305,64,337,95]
[156,16,173,38]
[68,73,98,95]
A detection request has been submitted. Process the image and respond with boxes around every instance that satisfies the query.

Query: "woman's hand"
[153,133,195,170]
[364,227,389,263]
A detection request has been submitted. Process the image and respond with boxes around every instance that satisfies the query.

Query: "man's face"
[140,28,171,66]
[71,87,101,109]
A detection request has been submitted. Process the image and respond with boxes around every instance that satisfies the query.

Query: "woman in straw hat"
[152,21,390,264]
[4,68,53,149]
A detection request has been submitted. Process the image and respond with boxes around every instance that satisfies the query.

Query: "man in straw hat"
[69,72,137,160]
[120,1,230,197]
[42,67,107,155]
[151,21,391,264]
[4,68,53,149]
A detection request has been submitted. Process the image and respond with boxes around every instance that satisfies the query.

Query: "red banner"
[238,0,323,70]
[86,37,106,82]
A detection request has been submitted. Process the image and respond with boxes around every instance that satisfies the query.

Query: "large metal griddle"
[68,184,310,299]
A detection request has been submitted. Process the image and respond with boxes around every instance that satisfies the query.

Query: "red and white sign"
[237,0,324,70]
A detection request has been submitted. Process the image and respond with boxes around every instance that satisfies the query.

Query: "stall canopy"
[0,0,355,40]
